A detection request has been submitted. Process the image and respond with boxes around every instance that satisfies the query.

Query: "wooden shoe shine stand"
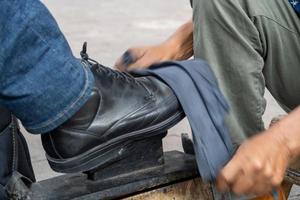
[28,132,214,200]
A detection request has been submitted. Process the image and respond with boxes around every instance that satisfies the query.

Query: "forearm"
[272,106,300,160]
[163,20,194,60]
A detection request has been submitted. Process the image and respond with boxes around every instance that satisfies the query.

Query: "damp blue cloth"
[132,59,234,181]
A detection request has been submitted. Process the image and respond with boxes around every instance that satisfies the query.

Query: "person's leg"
[260,1,300,112]
[192,0,300,144]
[193,0,300,199]
[0,0,95,134]
[0,0,184,176]
[0,0,184,175]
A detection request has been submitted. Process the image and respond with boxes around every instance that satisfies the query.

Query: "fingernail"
[121,51,135,67]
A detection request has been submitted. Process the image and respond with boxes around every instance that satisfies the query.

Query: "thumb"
[217,173,230,192]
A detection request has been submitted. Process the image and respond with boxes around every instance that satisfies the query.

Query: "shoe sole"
[45,110,185,173]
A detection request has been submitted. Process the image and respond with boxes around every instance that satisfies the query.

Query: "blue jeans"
[0,0,95,134]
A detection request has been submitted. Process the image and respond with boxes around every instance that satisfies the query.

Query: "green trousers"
[193,0,300,145]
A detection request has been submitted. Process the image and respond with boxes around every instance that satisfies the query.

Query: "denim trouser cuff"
[0,0,95,134]
[25,62,94,134]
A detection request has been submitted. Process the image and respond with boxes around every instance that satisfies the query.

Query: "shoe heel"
[86,131,167,181]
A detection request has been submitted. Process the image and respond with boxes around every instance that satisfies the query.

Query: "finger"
[237,161,273,196]
[220,156,244,186]
[121,51,137,67]
[248,166,273,196]
[231,173,255,196]
[216,174,229,192]
[231,161,265,196]
[114,48,145,70]
[114,51,136,71]
[270,156,287,187]
[251,184,273,197]
[262,162,273,179]
[126,57,156,71]
[246,161,272,184]
[271,169,285,187]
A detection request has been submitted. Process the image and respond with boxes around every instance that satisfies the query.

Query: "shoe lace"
[80,42,138,84]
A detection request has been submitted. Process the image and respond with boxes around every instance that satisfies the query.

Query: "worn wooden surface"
[122,178,213,200]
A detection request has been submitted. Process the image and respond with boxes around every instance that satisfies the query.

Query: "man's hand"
[114,43,175,72]
[217,124,294,196]
[218,107,300,196]
[115,20,194,72]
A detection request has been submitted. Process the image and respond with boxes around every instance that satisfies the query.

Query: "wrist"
[273,108,300,160]
[161,20,194,60]
[162,37,193,60]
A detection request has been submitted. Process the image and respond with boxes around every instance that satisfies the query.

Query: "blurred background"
[23,0,298,199]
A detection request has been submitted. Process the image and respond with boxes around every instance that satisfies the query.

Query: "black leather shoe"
[42,43,184,173]
[0,107,35,200]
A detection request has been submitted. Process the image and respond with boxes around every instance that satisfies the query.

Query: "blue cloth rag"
[132,59,234,181]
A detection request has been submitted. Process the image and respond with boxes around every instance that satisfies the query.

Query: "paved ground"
[23,0,299,198]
